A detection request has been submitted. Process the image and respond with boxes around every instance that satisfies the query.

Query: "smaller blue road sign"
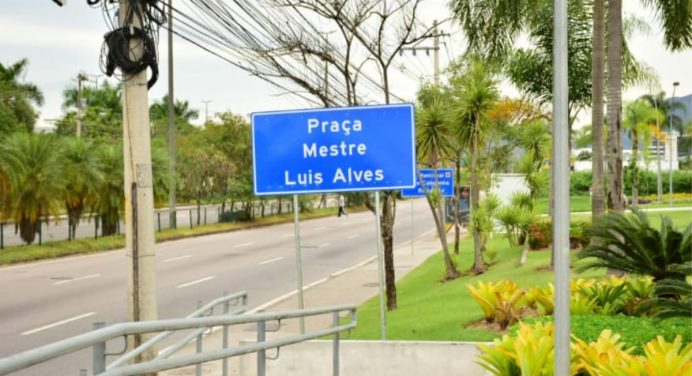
[401,168,454,197]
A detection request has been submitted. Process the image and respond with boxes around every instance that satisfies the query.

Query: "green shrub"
[219,210,251,223]
[528,221,552,250]
[517,315,691,355]
[568,170,692,197]
[571,171,592,195]
[527,220,592,250]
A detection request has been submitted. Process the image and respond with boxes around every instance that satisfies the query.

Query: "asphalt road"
[0,198,434,375]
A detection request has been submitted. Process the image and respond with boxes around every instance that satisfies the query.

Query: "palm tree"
[58,81,122,140]
[0,59,44,133]
[62,137,104,240]
[578,208,691,282]
[149,95,199,138]
[416,94,460,280]
[451,58,499,274]
[623,99,661,203]
[4,133,66,244]
[0,142,22,219]
[591,0,607,220]
[94,144,124,236]
[604,0,691,213]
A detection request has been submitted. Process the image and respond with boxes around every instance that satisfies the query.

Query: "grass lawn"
[570,208,692,227]
[343,208,689,342]
[0,205,367,265]
[534,195,692,214]
[343,235,604,342]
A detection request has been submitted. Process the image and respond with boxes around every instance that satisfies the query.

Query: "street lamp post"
[669,81,679,208]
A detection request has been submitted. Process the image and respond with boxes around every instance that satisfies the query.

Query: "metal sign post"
[374,191,387,339]
[553,0,570,374]
[293,194,305,334]
[410,200,414,255]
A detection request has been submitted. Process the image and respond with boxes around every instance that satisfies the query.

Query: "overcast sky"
[1,0,691,130]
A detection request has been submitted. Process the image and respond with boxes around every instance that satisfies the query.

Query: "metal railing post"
[257,321,266,376]
[222,292,230,376]
[204,208,207,225]
[92,322,107,375]
[195,301,203,376]
[157,212,161,232]
[332,312,339,376]
[1,221,4,249]
[38,219,42,245]
[189,209,193,229]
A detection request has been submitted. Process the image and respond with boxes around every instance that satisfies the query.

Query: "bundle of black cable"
[104,26,159,89]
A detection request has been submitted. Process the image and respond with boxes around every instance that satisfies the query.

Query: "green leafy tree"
[4,133,66,244]
[0,59,44,134]
[62,137,104,239]
[56,81,122,142]
[450,57,500,274]
[149,95,199,139]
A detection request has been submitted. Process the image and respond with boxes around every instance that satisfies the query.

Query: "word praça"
[307,118,362,136]
[284,167,384,186]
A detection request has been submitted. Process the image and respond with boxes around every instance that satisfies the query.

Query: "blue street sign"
[401,168,455,197]
[252,104,416,195]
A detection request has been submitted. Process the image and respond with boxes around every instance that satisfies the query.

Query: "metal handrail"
[107,291,247,369]
[0,305,356,376]
[101,319,356,376]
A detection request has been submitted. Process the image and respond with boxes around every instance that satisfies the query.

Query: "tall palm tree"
[606,0,625,212]
[62,137,104,240]
[416,95,460,280]
[4,133,66,244]
[591,0,607,220]
[0,59,44,133]
[94,144,124,236]
[0,142,22,219]
[451,58,499,274]
[603,0,692,212]
[623,99,661,203]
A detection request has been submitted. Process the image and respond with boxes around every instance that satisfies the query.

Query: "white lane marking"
[233,242,254,248]
[176,276,215,289]
[258,257,283,265]
[22,312,96,336]
[346,234,360,239]
[318,243,330,248]
[163,255,192,263]
[279,233,293,238]
[52,274,101,286]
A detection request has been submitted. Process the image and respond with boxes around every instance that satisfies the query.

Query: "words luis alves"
[284,117,384,186]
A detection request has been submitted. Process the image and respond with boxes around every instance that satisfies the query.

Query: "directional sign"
[401,168,454,197]
[252,104,416,195]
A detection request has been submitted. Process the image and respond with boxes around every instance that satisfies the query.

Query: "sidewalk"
[161,226,457,375]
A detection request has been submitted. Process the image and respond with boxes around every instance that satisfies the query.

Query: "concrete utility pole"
[401,20,447,222]
[120,0,159,364]
[202,99,212,123]
[167,0,177,229]
[75,73,88,137]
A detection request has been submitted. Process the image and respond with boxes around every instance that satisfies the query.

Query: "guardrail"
[107,291,248,375]
[0,304,356,376]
